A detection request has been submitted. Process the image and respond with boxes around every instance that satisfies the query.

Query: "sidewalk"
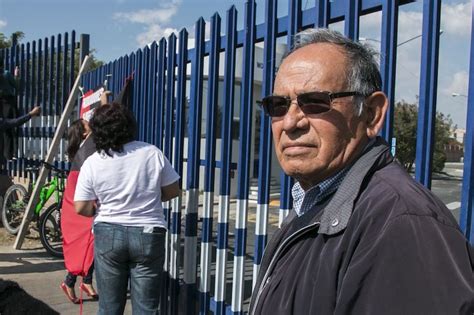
[0,244,131,314]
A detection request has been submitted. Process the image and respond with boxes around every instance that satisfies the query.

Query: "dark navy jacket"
[250,138,474,315]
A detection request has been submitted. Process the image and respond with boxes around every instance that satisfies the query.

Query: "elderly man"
[249,28,473,314]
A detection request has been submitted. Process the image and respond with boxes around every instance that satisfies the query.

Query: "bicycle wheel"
[39,203,63,258]
[2,184,28,235]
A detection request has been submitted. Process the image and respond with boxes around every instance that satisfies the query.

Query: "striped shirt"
[292,167,349,216]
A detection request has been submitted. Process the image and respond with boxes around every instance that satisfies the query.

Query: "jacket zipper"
[250,221,321,315]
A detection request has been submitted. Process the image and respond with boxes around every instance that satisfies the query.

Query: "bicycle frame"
[34,174,64,215]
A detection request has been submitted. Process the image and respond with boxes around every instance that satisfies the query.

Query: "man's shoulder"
[355,162,458,228]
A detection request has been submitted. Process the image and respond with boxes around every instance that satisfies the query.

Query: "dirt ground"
[0,224,44,250]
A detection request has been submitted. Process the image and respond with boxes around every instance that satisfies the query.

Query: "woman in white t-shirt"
[74,103,179,315]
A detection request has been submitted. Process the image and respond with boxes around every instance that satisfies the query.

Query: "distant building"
[445,128,465,162]
[452,128,466,145]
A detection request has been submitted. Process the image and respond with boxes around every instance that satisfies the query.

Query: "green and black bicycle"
[1,161,67,257]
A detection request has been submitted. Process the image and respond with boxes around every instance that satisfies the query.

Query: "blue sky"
[0,0,471,129]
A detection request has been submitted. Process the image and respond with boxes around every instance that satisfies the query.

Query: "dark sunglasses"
[260,91,366,117]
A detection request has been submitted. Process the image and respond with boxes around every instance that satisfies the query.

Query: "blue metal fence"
[3,0,474,313]
[0,31,88,177]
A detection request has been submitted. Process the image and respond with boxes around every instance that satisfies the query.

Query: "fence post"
[380,0,399,143]
[459,1,474,242]
[415,0,442,188]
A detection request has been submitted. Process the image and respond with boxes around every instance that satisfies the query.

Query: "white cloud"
[444,70,469,95]
[137,25,179,47]
[441,2,471,37]
[114,7,179,25]
[0,19,7,29]
[398,10,423,43]
[359,9,423,46]
[186,20,211,49]
[113,0,182,47]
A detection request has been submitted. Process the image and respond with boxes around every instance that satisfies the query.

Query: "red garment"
[61,170,94,276]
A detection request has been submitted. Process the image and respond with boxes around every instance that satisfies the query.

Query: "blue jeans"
[94,222,166,315]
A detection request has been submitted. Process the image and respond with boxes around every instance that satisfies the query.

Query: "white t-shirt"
[74,141,179,228]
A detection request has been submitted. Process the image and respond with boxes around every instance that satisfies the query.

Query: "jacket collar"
[317,137,392,235]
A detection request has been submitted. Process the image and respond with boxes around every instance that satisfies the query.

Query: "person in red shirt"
[60,119,98,304]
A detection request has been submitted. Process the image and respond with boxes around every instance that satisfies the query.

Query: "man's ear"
[364,91,389,138]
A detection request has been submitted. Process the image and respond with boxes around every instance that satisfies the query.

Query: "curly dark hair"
[66,119,86,161]
[89,103,136,156]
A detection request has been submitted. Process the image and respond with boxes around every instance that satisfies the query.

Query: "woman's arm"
[74,200,96,217]
[161,181,180,202]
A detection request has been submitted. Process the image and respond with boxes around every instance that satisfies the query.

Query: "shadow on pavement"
[0,249,64,275]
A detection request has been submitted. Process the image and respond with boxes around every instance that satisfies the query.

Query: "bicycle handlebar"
[40,161,68,176]
[24,161,68,177]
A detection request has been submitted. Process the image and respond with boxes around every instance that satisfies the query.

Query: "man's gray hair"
[284,28,382,114]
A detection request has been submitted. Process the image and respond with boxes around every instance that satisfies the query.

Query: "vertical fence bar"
[69,31,75,98]
[214,7,237,314]
[140,47,149,141]
[278,0,301,225]
[232,1,256,314]
[30,40,37,167]
[164,33,177,280]
[148,45,157,145]
[156,39,167,149]
[118,56,124,89]
[23,42,31,178]
[55,34,61,132]
[18,44,26,177]
[168,28,188,315]
[59,32,68,165]
[138,50,146,141]
[48,37,54,157]
[8,36,15,71]
[62,33,68,113]
[148,43,157,143]
[253,0,276,290]
[112,59,118,96]
[42,38,48,161]
[36,39,42,165]
[185,17,205,315]
[415,0,441,188]
[135,50,143,137]
[163,36,176,313]
[132,52,139,120]
[459,1,474,242]
[345,0,360,40]
[380,0,398,144]
[199,13,221,315]
[315,0,329,27]
[13,45,18,175]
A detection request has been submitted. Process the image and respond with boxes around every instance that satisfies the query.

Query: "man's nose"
[282,102,308,131]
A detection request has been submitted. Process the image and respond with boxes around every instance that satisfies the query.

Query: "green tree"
[1,31,103,72]
[393,100,454,173]
[393,101,418,171]
[0,31,24,49]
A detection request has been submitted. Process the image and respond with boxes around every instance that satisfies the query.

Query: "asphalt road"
[431,162,464,223]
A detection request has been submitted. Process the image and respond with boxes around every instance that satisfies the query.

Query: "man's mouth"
[281,143,316,155]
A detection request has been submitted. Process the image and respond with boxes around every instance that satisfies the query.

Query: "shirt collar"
[291,137,377,217]
[292,166,349,216]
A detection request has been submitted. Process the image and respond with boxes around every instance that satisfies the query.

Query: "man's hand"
[29,106,41,117]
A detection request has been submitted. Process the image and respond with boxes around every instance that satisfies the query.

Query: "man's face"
[272,43,369,190]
